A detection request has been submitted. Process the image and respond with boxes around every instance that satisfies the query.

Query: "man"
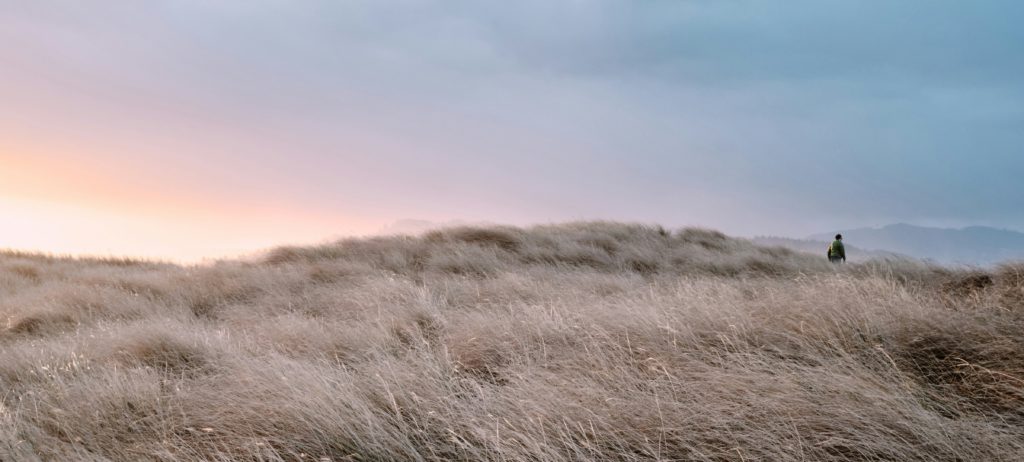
[828,234,846,263]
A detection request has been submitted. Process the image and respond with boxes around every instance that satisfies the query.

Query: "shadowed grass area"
[1,222,1022,461]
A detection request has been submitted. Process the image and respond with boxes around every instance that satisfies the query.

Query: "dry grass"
[1,222,1023,461]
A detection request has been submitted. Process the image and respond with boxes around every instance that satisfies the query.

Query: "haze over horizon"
[3,1,1022,261]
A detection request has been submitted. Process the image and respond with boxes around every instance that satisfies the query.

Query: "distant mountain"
[753,238,905,264]
[752,236,904,263]
[808,224,1024,266]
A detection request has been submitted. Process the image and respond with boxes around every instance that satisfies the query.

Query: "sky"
[2,0,1023,261]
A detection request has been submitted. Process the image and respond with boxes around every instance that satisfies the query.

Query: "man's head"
[835,234,843,240]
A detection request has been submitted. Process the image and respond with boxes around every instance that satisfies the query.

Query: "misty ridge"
[391,220,1024,266]
[756,224,1024,267]
[3,222,1024,461]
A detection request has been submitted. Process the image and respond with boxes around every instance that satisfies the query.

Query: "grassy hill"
[810,224,1024,266]
[2,222,1023,461]
[751,236,906,263]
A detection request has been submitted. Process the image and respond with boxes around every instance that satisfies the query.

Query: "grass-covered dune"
[2,222,1023,461]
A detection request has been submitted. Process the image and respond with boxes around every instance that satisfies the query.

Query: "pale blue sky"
[1,0,1022,258]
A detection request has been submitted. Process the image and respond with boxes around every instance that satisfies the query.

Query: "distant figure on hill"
[828,234,846,263]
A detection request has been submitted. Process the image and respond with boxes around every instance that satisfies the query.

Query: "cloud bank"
[1,0,1022,259]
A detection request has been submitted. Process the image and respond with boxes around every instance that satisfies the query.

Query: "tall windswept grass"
[1,222,1022,461]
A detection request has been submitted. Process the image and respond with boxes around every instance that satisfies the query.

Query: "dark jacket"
[828,240,846,260]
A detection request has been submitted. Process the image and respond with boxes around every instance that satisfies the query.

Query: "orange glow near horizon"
[1,147,378,263]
